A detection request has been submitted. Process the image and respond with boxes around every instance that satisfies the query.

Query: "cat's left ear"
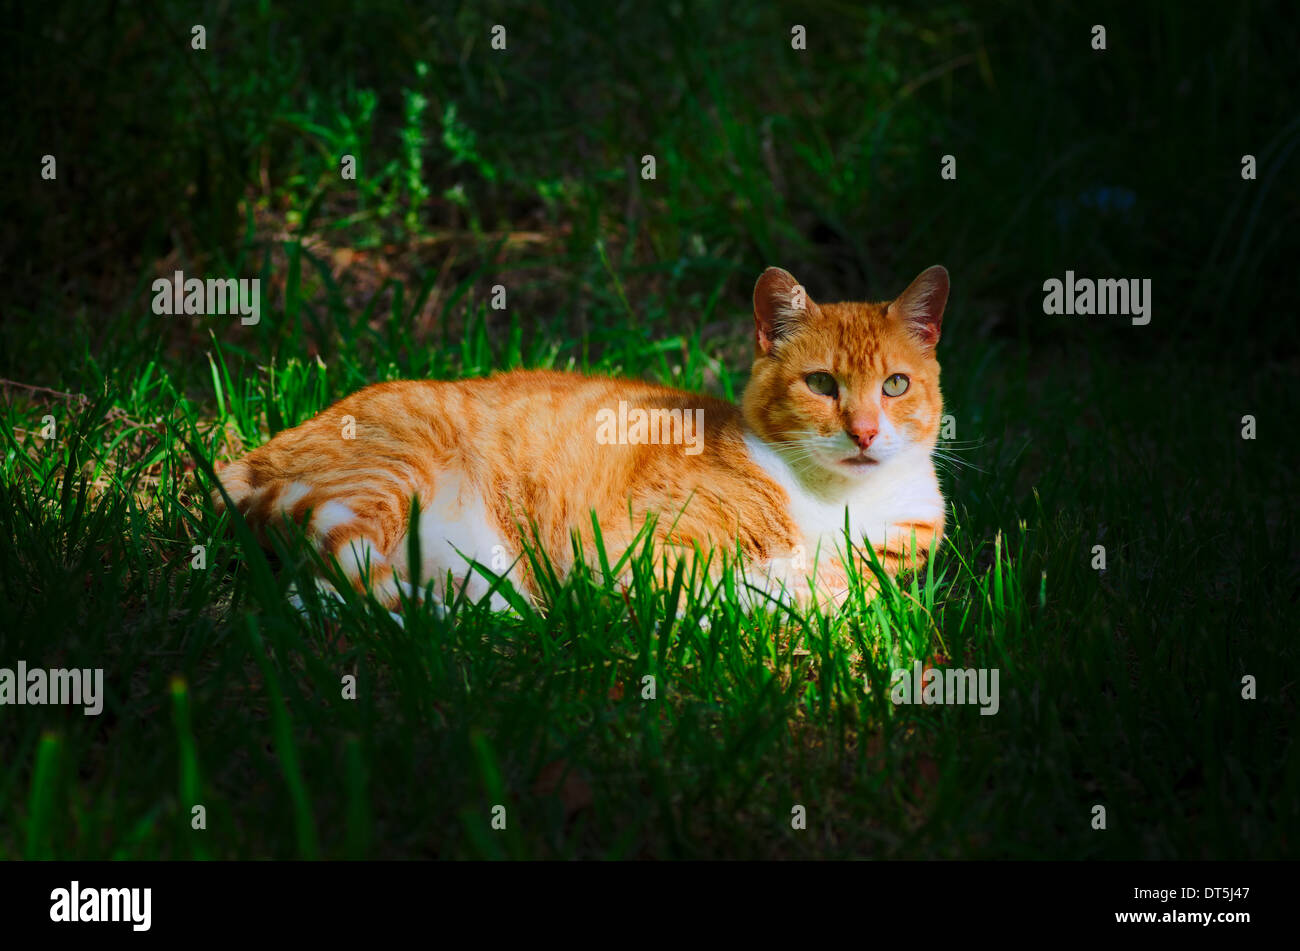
[888,265,949,350]
[753,267,817,356]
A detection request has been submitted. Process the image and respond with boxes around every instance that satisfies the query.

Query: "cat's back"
[250,368,746,467]
[215,367,794,578]
[342,368,742,439]
[424,369,786,553]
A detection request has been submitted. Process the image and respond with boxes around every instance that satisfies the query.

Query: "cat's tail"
[208,457,414,609]
[210,459,255,516]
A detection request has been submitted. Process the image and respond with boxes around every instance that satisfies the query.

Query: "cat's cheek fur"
[895,379,943,445]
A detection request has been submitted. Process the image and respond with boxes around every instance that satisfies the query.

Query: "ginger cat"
[213,265,949,612]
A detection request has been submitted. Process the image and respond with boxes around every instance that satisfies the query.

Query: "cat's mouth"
[839,453,878,467]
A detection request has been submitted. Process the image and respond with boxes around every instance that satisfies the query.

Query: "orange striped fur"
[212,266,950,611]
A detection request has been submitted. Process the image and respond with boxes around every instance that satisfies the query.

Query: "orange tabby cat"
[213,265,949,611]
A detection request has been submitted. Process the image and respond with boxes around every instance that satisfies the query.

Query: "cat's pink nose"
[847,421,879,449]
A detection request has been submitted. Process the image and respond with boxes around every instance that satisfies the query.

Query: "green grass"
[2,311,1293,858]
[1,0,1296,859]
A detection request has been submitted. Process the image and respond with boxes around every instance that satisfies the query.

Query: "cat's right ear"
[753,267,814,356]
[888,265,949,350]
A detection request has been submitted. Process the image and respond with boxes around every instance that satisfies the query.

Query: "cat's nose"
[847,420,879,449]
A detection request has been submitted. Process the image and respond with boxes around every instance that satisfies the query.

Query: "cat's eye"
[805,372,838,397]
[882,373,910,397]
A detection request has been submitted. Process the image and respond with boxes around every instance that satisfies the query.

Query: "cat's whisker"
[931,447,969,461]
[775,449,825,465]
[930,449,986,474]
[770,430,843,446]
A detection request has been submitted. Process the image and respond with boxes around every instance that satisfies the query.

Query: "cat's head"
[741,265,948,482]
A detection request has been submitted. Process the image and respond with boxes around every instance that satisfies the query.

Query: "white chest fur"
[742,433,944,558]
